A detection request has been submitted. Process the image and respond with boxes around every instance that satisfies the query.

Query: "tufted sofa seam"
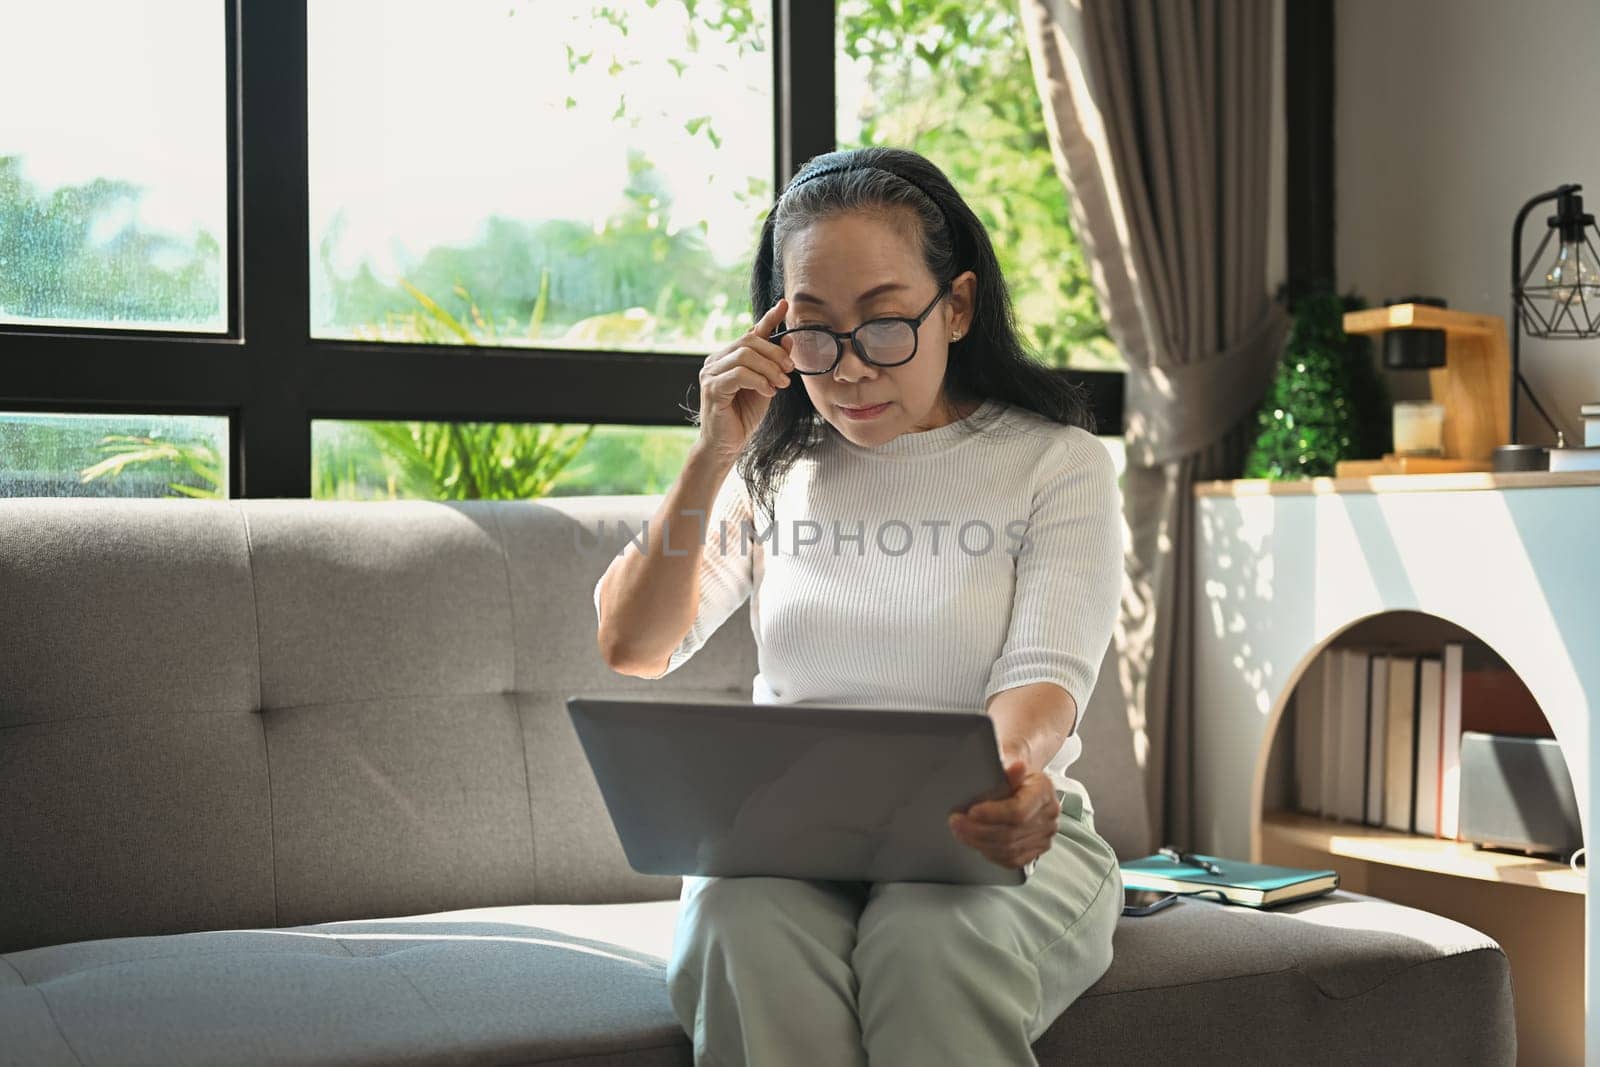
[480,504,522,695]
[238,504,282,930]
[485,504,541,902]
[1077,943,1507,1003]
[334,937,478,1060]
[252,688,520,716]
[1299,942,1509,1002]
[2,971,88,1067]
[0,942,363,981]
[1,941,474,1063]
[0,708,247,731]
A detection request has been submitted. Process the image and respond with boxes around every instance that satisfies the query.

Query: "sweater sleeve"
[592,465,758,679]
[983,429,1123,726]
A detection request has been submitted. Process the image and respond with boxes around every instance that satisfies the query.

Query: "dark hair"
[725,145,1097,521]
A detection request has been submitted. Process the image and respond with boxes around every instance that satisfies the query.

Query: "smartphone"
[1122,886,1180,916]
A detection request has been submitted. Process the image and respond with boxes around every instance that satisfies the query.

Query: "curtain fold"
[1020,0,1287,850]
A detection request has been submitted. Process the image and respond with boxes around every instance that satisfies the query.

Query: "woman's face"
[779,211,976,447]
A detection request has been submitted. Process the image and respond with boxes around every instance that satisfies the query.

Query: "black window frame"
[1,1,1350,499]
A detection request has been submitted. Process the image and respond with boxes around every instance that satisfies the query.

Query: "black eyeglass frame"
[766,281,952,375]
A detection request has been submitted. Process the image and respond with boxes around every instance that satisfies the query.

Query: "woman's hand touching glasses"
[695,297,795,465]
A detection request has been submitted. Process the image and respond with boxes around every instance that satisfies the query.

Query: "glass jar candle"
[1393,400,1446,457]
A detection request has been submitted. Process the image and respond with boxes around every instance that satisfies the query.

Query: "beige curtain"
[1020,0,1288,849]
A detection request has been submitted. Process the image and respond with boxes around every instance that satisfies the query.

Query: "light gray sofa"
[0,497,1516,1065]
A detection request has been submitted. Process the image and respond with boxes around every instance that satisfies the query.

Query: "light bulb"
[1544,236,1600,308]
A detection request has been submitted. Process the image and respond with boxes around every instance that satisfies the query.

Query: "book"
[1294,654,1326,815]
[1320,649,1343,818]
[1462,670,1550,736]
[1461,639,1550,737]
[1439,642,1464,840]
[1383,655,1418,833]
[1121,853,1340,908]
[1414,657,1443,836]
[1336,650,1372,823]
[1549,446,1600,472]
[1364,654,1390,826]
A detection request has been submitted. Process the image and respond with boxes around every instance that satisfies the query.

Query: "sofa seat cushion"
[0,901,690,1067]
[0,890,1512,1067]
[1042,888,1515,1066]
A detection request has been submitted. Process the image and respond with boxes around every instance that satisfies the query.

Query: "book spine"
[1321,650,1342,818]
[1383,656,1417,833]
[1440,643,1464,839]
[1408,656,1421,834]
[1414,657,1443,837]
[1365,654,1389,826]
[1339,650,1370,823]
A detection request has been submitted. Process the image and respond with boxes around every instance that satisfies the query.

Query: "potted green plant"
[1243,289,1391,480]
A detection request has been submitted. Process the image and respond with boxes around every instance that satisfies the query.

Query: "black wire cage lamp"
[1496,183,1600,471]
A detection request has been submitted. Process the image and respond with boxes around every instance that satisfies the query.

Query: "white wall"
[1335,0,1600,447]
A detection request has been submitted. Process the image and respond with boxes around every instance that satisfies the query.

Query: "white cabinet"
[1193,471,1600,1064]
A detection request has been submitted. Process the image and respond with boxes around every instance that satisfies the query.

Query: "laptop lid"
[566,694,1025,886]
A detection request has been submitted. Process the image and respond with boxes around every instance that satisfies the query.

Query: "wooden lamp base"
[1336,304,1512,478]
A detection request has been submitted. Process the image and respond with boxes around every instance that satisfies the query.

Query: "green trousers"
[665,789,1122,1066]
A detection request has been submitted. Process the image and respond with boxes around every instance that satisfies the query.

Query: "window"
[2,4,1125,501]
[0,412,229,498]
[0,1,228,332]
[835,1,1119,371]
[308,0,773,354]
[312,420,699,500]
[311,419,1119,502]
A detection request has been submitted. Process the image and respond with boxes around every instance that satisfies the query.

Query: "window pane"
[312,420,700,500]
[312,421,1119,502]
[309,2,772,354]
[0,413,229,498]
[0,2,227,331]
[836,3,1120,372]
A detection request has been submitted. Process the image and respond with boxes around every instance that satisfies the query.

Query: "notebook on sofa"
[1121,852,1339,908]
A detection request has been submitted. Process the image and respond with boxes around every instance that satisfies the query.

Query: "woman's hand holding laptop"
[949,752,1064,870]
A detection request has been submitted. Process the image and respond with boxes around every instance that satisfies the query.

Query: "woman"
[593,145,1123,1067]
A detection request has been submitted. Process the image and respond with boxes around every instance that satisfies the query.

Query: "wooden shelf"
[1342,303,1503,336]
[1261,810,1585,894]
[1194,469,1600,496]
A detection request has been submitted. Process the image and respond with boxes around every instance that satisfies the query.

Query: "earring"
[951,330,962,341]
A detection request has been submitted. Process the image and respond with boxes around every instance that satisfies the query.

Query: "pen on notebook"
[1158,846,1223,876]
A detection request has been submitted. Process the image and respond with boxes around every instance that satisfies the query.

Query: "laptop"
[565,694,1028,886]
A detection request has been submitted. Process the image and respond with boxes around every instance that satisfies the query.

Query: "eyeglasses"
[766,282,951,375]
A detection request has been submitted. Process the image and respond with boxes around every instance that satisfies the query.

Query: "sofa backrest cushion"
[0,494,1147,953]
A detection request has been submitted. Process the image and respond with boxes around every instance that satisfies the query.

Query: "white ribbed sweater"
[593,397,1124,812]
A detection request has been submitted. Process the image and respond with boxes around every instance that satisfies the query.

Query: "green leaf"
[527,266,550,338]
[398,278,476,345]
[166,482,221,499]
